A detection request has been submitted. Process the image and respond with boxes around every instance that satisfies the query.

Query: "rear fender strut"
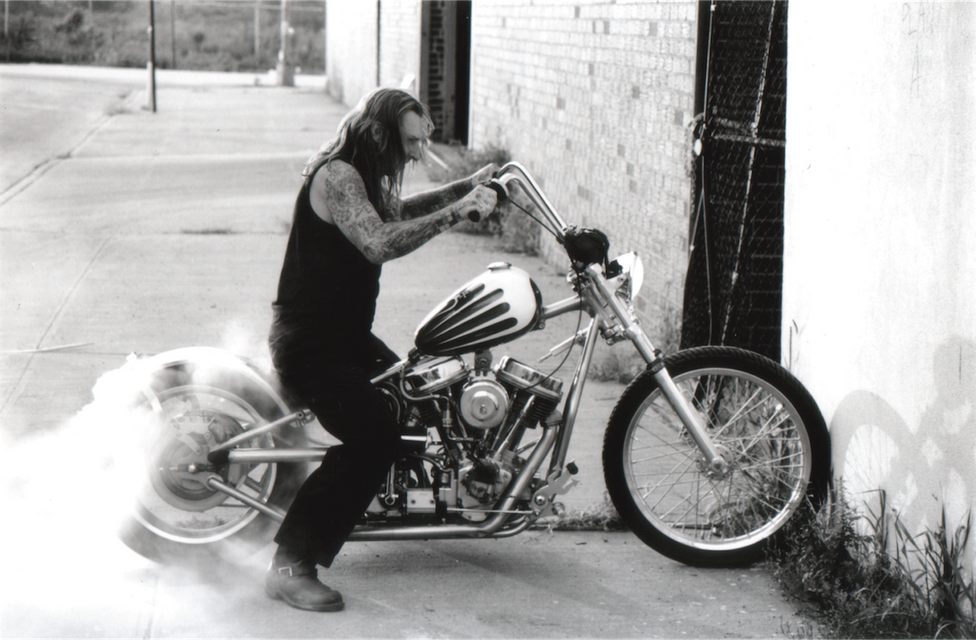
[206,410,312,463]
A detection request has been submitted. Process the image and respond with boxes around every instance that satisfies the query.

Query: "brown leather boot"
[265,551,344,612]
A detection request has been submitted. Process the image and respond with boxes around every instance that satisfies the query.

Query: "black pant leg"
[274,440,396,567]
[271,333,401,567]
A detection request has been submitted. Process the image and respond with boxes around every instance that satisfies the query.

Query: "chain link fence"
[1,1,324,73]
[681,1,788,362]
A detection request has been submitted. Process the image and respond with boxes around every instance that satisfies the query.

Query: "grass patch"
[543,495,626,533]
[767,487,976,638]
[588,349,646,384]
[181,228,234,235]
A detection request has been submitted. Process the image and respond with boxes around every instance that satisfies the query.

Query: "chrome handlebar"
[491,162,571,241]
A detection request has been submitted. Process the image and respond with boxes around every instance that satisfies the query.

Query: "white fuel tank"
[414,263,542,357]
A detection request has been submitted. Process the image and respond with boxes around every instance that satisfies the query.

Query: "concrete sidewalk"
[0,66,808,638]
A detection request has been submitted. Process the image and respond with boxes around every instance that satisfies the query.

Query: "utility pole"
[88,0,95,61]
[254,1,260,59]
[147,0,157,112]
[170,0,176,70]
[276,0,293,86]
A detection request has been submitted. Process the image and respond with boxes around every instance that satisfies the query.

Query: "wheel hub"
[149,411,248,511]
[698,445,734,480]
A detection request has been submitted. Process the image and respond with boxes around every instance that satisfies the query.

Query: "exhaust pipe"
[203,426,557,540]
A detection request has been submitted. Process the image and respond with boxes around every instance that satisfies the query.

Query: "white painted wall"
[784,0,976,559]
[325,0,378,104]
[377,1,422,94]
[324,1,422,108]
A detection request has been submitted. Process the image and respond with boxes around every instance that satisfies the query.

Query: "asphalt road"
[0,64,811,638]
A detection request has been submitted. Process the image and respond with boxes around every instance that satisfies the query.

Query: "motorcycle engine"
[456,454,515,521]
[391,354,564,520]
[457,378,509,430]
[455,356,562,432]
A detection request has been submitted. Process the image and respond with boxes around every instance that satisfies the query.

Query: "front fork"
[584,265,730,477]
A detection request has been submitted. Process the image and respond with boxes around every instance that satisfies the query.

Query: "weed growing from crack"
[552,495,626,532]
[767,486,975,638]
[533,495,626,533]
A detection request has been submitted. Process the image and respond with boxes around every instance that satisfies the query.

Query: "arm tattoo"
[323,162,457,265]
[399,176,474,220]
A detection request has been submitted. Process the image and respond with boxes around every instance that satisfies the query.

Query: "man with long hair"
[264,88,498,611]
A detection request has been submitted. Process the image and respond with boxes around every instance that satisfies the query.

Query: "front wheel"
[603,346,830,567]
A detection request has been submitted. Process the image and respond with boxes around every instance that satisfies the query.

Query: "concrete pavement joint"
[0,234,114,417]
[0,91,134,206]
[61,151,320,164]
[0,155,62,207]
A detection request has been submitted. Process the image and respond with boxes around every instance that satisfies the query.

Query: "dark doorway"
[681,1,788,362]
[420,0,471,144]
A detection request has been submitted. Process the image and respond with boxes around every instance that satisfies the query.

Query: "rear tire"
[118,366,307,565]
[603,346,830,567]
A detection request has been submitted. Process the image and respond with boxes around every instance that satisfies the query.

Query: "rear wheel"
[603,346,830,567]
[119,378,306,565]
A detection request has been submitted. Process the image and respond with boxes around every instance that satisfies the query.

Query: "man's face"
[399,111,428,163]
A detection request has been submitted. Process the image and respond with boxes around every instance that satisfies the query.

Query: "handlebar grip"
[459,179,507,223]
[485,179,509,203]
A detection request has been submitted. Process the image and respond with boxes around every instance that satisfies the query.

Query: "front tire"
[603,346,830,567]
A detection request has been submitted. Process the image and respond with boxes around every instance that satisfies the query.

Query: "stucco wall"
[469,1,698,345]
[324,0,422,106]
[783,1,976,558]
[378,1,422,93]
[325,0,378,104]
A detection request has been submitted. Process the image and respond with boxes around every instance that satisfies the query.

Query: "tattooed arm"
[399,164,497,220]
[398,178,474,221]
[311,160,496,265]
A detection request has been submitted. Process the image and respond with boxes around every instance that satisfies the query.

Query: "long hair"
[303,88,432,215]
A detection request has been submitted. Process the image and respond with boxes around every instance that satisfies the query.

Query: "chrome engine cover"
[457,378,509,429]
[402,356,467,393]
[496,356,563,402]
[457,456,515,521]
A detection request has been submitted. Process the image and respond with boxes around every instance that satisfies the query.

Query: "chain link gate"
[681,1,788,361]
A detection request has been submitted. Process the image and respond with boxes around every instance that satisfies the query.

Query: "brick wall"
[469,1,699,346]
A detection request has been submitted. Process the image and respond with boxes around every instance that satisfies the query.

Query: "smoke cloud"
[0,347,278,635]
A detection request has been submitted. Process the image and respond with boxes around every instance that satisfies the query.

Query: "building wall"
[378,1,423,92]
[324,0,422,105]
[325,0,378,104]
[468,1,699,344]
[784,1,976,562]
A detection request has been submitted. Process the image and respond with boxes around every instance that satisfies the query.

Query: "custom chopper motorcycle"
[118,162,830,568]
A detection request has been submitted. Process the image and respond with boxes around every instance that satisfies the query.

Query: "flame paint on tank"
[414,263,542,356]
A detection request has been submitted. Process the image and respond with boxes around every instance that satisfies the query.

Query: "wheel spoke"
[614,353,824,561]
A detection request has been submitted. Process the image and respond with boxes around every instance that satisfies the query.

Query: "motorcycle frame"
[206,162,728,539]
